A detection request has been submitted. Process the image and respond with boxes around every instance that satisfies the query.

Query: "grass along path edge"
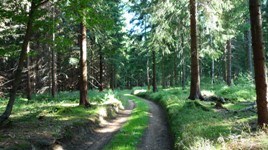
[104,94,149,150]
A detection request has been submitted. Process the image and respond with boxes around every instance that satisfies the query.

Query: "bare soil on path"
[59,100,135,150]
[138,98,173,150]
[60,97,173,150]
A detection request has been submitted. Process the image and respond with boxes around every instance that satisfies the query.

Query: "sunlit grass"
[134,83,267,149]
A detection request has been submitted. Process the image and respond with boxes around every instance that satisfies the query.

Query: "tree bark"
[161,56,166,88]
[26,42,32,100]
[188,0,203,100]
[110,65,115,90]
[247,29,254,78]
[181,33,186,90]
[227,40,232,86]
[51,47,57,97]
[79,21,90,107]
[89,46,94,90]
[0,1,46,124]
[173,48,178,87]
[249,0,268,128]
[147,54,150,91]
[223,47,227,82]
[51,2,57,97]
[211,59,215,85]
[152,50,157,92]
[99,47,103,92]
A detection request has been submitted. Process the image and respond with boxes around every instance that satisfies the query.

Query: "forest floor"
[60,96,173,150]
[3,82,268,150]
[58,100,136,150]
[0,91,173,150]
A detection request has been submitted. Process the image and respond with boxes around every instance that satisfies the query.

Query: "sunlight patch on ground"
[132,90,147,95]
[201,90,215,97]
[96,105,133,134]
[58,103,78,107]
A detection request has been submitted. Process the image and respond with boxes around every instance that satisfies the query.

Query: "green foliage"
[212,83,255,102]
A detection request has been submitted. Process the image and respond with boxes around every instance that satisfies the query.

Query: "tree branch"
[34,0,50,9]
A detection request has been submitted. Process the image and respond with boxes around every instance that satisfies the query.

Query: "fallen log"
[232,104,257,113]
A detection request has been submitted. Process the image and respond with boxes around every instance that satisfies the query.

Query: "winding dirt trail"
[59,100,135,150]
[138,98,173,150]
[58,96,173,150]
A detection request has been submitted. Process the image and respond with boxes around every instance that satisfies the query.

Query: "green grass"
[104,93,149,150]
[134,84,266,150]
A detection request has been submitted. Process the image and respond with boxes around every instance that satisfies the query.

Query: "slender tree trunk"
[181,33,186,90]
[35,53,40,93]
[79,21,90,107]
[211,59,215,85]
[26,42,32,100]
[147,54,150,90]
[249,0,268,128]
[144,16,150,91]
[0,1,44,123]
[152,50,157,92]
[210,35,214,85]
[48,46,52,95]
[188,0,203,100]
[90,47,94,90]
[110,64,115,90]
[227,40,232,86]
[161,57,165,88]
[182,64,186,90]
[51,48,57,97]
[174,49,178,86]
[99,47,103,92]
[247,29,254,78]
[32,57,36,93]
[223,46,227,82]
[114,67,117,89]
[51,2,57,97]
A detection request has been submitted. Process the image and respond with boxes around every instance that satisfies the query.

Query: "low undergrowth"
[134,84,268,150]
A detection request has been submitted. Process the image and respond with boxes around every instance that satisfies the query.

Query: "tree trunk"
[223,47,227,82]
[79,21,90,107]
[26,42,32,100]
[0,1,39,124]
[211,59,215,85]
[247,29,254,78]
[181,33,186,90]
[99,47,103,92]
[174,49,178,86]
[51,48,57,97]
[51,2,57,97]
[249,0,268,128]
[152,50,157,92]
[188,0,203,100]
[109,64,115,90]
[227,40,232,86]
[147,54,150,91]
[89,47,94,90]
[161,57,166,88]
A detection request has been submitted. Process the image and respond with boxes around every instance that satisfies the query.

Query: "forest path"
[59,95,173,150]
[137,97,173,150]
[59,100,135,150]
